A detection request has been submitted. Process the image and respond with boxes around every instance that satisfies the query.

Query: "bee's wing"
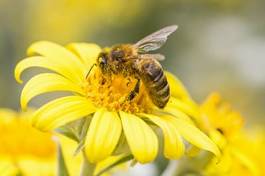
[139,54,165,61]
[134,25,178,53]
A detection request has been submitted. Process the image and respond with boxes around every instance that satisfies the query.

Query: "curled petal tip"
[26,41,48,55]
[21,103,27,112]
[16,78,23,84]
[14,67,23,84]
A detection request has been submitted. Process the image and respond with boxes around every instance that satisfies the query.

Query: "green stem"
[57,143,70,176]
[80,152,96,176]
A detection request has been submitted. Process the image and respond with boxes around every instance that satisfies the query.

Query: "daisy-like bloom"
[15,41,220,164]
[0,108,56,176]
[198,93,263,176]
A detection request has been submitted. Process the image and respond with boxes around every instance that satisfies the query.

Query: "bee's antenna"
[85,64,96,79]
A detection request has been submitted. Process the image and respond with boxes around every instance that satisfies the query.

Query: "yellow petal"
[165,71,190,99]
[85,109,122,163]
[120,111,158,163]
[230,147,260,176]
[0,160,18,176]
[33,96,96,131]
[0,108,17,121]
[21,73,85,110]
[204,149,231,174]
[141,113,185,159]
[27,41,86,83]
[18,159,56,176]
[168,97,199,118]
[94,154,127,176]
[67,43,101,67]
[186,146,201,157]
[15,56,82,84]
[57,134,82,176]
[164,106,194,124]
[164,115,220,157]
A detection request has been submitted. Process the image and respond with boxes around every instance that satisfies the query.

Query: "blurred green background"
[0,0,264,175]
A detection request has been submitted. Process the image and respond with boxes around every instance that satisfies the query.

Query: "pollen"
[85,68,153,113]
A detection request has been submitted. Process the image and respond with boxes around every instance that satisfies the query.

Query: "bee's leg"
[85,64,96,79]
[127,78,140,101]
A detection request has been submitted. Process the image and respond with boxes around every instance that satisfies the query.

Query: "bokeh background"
[0,0,264,175]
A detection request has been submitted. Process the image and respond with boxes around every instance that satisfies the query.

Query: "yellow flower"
[199,93,263,176]
[27,0,144,42]
[199,92,244,143]
[0,108,56,176]
[0,108,121,176]
[15,41,220,164]
[230,129,265,176]
[204,129,265,176]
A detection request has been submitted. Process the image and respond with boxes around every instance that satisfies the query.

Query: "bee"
[96,25,178,108]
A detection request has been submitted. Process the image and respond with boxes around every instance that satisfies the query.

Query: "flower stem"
[80,152,95,176]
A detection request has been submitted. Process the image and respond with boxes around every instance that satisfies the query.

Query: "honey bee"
[96,25,178,108]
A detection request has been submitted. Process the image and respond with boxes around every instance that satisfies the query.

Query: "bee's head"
[97,52,108,73]
[110,46,125,62]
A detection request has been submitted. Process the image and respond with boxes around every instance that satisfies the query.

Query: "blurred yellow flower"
[0,108,56,176]
[15,41,219,164]
[200,92,244,144]
[27,0,144,42]
[199,93,264,176]
[204,129,265,176]
[229,129,265,176]
[0,108,122,176]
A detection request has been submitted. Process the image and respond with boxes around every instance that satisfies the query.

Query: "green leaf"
[56,116,92,142]
[74,117,91,155]
[56,126,79,142]
[74,140,85,156]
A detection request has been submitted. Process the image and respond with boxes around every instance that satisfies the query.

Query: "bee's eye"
[99,57,107,65]
[97,53,108,71]
[98,54,107,65]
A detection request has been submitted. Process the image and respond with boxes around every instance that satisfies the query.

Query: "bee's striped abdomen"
[139,59,170,108]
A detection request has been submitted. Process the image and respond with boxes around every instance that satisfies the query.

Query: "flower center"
[85,68,153,113]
